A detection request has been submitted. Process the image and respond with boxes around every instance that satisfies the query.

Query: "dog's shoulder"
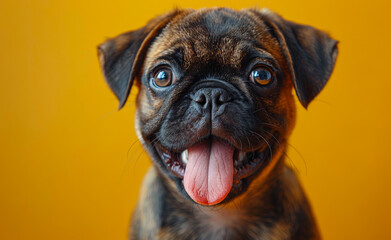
[278,166,322,239]
[130,167,166,239]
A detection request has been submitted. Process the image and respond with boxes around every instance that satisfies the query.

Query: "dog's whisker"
[127,139,142,159]
[248,130,273,160]
[260,129,302,174]
[260,129,281,147]
[120,139,143,180]
[260,122,281,129]
[127,136,160,178]
[131,146,148,177]
[98,109,117,121]
[244,135,252,152]
[248,131,262,143]
[252,108,265,114]
[150,135,160,145]
[260,129,307,175]
[238,138,243,154]
[286,143,307,176]
[283,149,300,175]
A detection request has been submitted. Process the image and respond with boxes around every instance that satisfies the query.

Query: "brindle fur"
[98,8,338,240]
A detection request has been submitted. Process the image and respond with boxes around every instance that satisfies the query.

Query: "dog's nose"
[191,88,232,117]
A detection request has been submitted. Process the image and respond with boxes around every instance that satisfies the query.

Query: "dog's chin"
[153,134,277,205]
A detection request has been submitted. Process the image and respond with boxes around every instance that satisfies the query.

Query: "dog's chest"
[196,207,245,230]
[160,206,267,240]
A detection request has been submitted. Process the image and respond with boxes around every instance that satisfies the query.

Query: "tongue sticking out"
[183,139,234,205]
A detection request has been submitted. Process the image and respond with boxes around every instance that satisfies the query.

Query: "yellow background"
[1,0,390,239]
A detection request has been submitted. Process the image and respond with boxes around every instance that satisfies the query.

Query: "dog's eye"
[152,68,173,88]
[250,66,274,86]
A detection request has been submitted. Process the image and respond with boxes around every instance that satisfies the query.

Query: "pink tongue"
[183,139,234,205]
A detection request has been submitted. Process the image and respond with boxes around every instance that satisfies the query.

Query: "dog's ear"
[257,9,338,108]
[98,11,180,109]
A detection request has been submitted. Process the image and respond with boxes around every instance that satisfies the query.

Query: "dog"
[98,8,338,240]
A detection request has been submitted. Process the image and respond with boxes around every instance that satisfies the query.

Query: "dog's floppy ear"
[258,9,338,108]
[98,11,180,109]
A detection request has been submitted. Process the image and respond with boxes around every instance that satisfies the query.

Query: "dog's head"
[98,8,338,205]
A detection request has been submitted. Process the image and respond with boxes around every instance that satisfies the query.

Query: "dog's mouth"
[154,136,273,206]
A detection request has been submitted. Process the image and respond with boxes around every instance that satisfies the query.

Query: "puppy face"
[98,8,338,205]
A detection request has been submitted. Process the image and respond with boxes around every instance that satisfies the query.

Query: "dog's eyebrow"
[155,47,184,66]
[240,46,279,67]
[246,46,275,60]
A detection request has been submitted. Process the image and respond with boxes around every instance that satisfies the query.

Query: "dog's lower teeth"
[181,150,188,164]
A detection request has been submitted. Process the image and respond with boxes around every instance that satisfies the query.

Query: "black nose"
[191,88,232,117]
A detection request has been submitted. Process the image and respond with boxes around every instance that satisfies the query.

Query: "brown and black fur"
[98,8,338,240]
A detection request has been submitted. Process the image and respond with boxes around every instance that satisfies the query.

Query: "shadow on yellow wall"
[0,0,390,239]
